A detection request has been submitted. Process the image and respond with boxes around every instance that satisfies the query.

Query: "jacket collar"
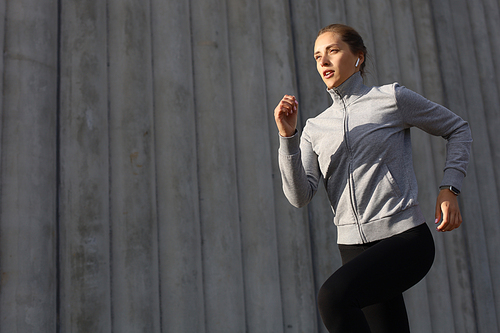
[327,72,368,104]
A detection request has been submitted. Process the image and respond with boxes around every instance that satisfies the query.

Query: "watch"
[439,185,460,195]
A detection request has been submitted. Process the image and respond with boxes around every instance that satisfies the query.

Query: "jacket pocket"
[354,162,403,222]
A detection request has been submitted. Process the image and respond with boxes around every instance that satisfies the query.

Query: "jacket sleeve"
[395,85,472,192]
[278,129,321,208]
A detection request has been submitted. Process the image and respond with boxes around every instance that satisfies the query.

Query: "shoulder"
[370,82,433,108]
[348,81,398,99]
[379,81,400,92]
[356,82,399,107]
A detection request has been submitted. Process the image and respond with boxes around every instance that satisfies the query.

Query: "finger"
[275,102,292,118]
[434,200,442,225]
[437,219,451,232]
[278,106,293,117]
[437,202,449,232]
[437,220,445,231]
[438,207,461,231]
[281,101,295,113]
[442,207,453,231]
[281,95,295,106]
[283,96,298,108]
[439,213,453,231]
[279,100,297,116]
[283,95,298,108]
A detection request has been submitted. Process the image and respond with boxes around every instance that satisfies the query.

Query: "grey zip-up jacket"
[278,72,472,244]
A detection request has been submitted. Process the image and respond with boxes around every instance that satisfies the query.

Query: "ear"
[357,53,365,66]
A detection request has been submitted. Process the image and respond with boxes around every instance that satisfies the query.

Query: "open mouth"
[323,70,334,79]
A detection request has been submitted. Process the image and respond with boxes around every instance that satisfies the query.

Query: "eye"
[330,49,339,54]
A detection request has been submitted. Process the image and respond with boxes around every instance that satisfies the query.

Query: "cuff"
[440,168,466,192]
[278,130,300,155]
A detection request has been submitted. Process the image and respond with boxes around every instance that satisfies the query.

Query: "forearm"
[278,132,319,208]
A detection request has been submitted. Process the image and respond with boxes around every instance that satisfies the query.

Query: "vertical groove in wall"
[187,0,207,329]
[148,0,162,331]
[105,0,114,331]
[287,0,302,124]
[55,0,62,331]
[189,0,207,329]
[0,0,6,266]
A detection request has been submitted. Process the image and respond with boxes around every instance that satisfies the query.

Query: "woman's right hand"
[274,95,298,137]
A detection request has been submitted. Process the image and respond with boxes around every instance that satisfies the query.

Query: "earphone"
[355,58,360,67]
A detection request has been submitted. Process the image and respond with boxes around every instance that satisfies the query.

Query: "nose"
[320,55,331,67]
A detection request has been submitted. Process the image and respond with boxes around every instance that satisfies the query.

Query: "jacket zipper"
[335,89,367,243]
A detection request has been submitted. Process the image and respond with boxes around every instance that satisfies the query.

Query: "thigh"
[337,244,411,332]
[337,223,435,308]
[338,242,410,332]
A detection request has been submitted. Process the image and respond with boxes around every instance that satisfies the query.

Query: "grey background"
[0,0,499,332]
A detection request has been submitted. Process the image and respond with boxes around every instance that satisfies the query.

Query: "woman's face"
[314,32,362,89]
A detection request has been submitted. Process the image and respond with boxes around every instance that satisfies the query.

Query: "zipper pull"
[334,89,343,99]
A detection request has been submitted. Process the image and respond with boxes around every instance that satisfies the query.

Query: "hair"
[317,24,368,77]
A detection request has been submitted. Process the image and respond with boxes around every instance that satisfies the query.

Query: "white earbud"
[355,58,360,67]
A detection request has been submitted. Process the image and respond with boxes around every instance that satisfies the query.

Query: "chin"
[323,81,334,89]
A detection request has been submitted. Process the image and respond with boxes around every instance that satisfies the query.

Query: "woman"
[274,24,472,332]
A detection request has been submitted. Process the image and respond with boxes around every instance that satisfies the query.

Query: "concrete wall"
[1,0,499,332]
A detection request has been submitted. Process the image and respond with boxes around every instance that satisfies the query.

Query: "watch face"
[450,186,460,195]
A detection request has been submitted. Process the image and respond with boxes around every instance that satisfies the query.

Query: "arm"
[396,86,472,231]
[274,95,320,208]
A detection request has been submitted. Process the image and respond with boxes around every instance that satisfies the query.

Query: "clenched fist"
[274,95,299,137]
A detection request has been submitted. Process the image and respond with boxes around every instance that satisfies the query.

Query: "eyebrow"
[314,43,340,55]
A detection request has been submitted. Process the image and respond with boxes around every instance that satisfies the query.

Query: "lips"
[323,70,334,79]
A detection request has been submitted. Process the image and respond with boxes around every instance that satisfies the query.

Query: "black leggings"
[317,223,435,333]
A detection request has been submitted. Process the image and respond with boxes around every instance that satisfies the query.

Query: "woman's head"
[314,24,367,88]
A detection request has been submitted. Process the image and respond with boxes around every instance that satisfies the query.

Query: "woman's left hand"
[435,189,462,232]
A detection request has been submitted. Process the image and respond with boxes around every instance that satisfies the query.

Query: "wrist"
[279,129,297,138]
[439,185,460,196]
